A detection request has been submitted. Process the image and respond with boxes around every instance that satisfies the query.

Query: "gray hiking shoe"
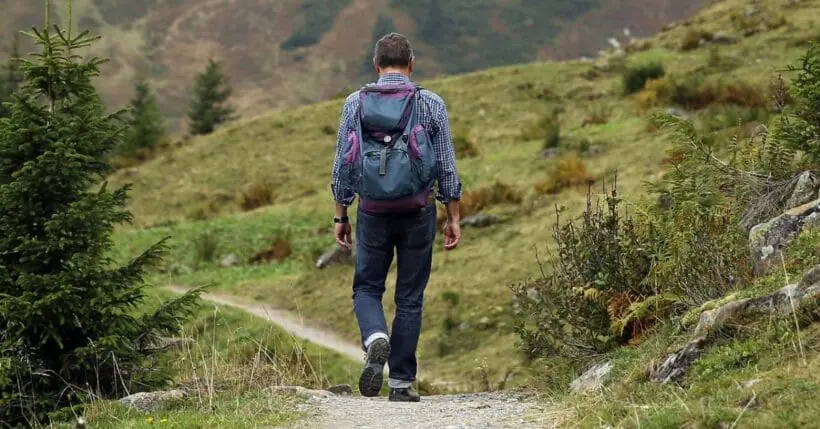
[359,338,390,397]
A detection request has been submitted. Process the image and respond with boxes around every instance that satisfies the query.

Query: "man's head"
[373,32,414,76]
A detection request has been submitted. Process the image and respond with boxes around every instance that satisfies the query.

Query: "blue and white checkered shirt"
[331,72,462,206]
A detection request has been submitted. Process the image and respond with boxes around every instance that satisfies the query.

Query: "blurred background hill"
[0,0,705,130]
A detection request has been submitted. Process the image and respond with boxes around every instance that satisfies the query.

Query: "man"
[330,33,462,402]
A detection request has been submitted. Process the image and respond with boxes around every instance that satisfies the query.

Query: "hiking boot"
[388,386,420,402]
[358,338,390,397]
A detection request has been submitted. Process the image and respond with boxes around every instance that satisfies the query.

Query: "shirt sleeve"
[331,98,356,206]
[431,101,463,204]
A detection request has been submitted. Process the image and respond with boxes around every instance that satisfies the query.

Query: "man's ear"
[409,57,415,74]
[373,58,380,75]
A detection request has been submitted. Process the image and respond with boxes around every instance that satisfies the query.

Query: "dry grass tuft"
[250,238,293,264]
[535,156,596,195]
[237,182,276,212]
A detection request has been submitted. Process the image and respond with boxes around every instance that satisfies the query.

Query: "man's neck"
[378,67,411,78]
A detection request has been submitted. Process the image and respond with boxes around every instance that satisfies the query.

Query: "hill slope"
[0,0,705,129]
[106,0,820,391]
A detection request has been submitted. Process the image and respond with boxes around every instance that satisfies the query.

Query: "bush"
[438,181,521,227]
[680,29,711,51]
[622,61,665,95]
[193,230,221,267]
[451,123,480,158]
[775,42,820,164]
[513,183,654,359]
[582,104,610,127]
[250,238,293,264]
[237,182,276,211]
[534,156,595,195]
[521,114,561,149]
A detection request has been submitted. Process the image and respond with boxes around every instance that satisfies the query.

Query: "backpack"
[339,82,438,213]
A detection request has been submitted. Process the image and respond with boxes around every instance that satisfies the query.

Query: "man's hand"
[443,220,461,251]
[335,222,352,249]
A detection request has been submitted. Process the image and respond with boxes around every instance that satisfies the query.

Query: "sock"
[363,332,389,349]
[388,378,412,389]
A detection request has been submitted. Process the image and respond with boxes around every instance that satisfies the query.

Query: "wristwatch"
[334,216,349,224]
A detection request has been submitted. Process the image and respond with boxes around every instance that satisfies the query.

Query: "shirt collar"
[377,72,411,85]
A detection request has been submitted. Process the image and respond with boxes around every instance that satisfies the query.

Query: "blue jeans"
[352,203,437,383]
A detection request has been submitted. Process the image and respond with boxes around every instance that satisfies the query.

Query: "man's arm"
[331,98,356,248]
[330,98,356,207]
[430,96,463,250]
[431,99,463,209]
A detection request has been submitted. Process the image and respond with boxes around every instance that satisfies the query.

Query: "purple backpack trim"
[359,189,432,215]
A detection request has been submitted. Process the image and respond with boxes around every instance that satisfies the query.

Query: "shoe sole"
[388,395,421,403]
[358,340,390,397]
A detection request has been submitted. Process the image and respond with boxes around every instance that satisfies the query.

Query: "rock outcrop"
[749,198,820,273]
[120,390,187,413]
[316,246,354,269]
[461,214,501,229]
[570,361,613,393]
[650,337,707,384]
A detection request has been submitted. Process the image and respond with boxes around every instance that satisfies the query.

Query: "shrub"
[582,104,610,127]
[622,61,665,95]
[237,182,276,211]
[521,114,561,149]
[534,156,596,195]
[439,181,521,227]
[193,230,221,267]
[451,123,480,158]
[250,237,293,264]
[775,42,820,164]
[680,29,711,51]
[513,183,654,359]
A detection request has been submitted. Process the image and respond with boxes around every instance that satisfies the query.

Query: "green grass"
[107,0,820,391]
[57,390,304,428]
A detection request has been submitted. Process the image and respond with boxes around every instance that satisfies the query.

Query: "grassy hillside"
[0,0,705,129]
[107,0,820,393]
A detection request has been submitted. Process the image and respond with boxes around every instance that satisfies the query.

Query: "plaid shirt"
[330,72,462,206]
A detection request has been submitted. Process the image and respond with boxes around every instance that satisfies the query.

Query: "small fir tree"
[119,80,165,158]
[0,3,200,425]
[188,58,236,135]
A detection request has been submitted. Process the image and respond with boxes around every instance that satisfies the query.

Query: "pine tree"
[119,79,165,158]
[188,58,236,136]
[0,3,200,425]
[0,33,23,118]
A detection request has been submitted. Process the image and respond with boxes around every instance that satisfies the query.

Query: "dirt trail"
[167,287,551,428]
[166,286,364,362]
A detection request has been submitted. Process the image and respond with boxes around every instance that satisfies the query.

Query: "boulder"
[120,390,187,413]
[541,148,561,158]
[785,171,818,210]
[664,107,693,121]
[711,32,739,45]
[219,253,241,268]
[570,361,613,393]
[316,246,354,269]
[649,337,707,384]
[461,214,500,229]
[694,264,820,336]
[748,198,820,273]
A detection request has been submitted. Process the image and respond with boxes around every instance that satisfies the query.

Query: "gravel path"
[169,287,553,428]
[293,391,545,429]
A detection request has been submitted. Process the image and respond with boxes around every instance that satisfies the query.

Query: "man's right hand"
[335,222,352,249]
[443,220,461,251]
